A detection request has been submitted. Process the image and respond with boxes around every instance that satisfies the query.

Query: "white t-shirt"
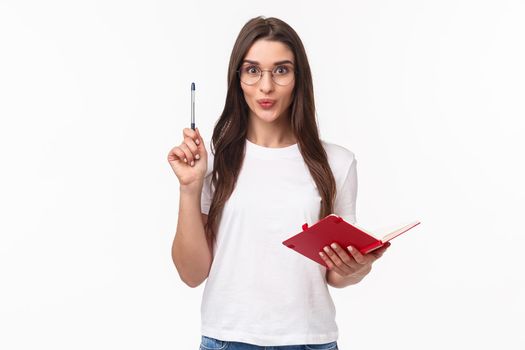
[199,138,357,346]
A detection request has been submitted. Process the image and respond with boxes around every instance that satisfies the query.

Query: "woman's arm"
[171,184,213,288]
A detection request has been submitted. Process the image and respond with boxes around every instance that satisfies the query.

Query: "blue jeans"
[199,335,339,350]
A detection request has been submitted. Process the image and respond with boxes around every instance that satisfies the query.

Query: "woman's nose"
[258,71,275,93]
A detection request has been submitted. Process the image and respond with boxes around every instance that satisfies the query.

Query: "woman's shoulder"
[320,139,356,166]
[320,140,357,190]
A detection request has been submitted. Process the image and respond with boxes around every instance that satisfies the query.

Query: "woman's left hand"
[319,241,391,279]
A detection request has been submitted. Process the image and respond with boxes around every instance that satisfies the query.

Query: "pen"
[191,82,195,130]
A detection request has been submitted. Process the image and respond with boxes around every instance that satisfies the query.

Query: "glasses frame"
[236,64,296,86]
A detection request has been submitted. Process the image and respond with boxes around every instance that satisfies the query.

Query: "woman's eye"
[275,66,289,74]
[246,66,259,74]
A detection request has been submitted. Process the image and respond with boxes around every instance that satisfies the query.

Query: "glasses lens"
[238,65,295,85]
[239,65,261,85]
[272,65,294,86]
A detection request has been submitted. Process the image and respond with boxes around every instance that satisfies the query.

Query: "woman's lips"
[257,100,275,109]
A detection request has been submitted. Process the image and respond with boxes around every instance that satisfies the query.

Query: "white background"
[1,0,524,349]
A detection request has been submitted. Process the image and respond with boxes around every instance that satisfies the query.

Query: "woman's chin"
[255,110,281,123]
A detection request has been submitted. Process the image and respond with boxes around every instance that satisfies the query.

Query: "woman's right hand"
[167,127,208,189]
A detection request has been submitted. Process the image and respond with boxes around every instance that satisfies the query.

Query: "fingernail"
[331,243,337,249]
[323,246,330,253]
[347,246,353,251]
[184,158,187,163]
[195,139,200,145]
[190,160,195,166]
[195,154,200,160]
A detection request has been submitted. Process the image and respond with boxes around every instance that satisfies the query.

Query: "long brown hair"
[204,16,337,245]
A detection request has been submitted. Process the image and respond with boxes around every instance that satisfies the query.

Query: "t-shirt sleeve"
[334,156,358,224]
[200,147,214,215]
[201,173,212,215]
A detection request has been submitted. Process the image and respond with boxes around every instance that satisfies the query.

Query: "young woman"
[168,16,390,350]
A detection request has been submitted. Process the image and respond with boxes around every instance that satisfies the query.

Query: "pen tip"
[191,82,195,90]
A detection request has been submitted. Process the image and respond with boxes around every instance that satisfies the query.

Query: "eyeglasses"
[237,64,295,86]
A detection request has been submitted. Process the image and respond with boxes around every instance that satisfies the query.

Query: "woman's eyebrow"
[242,59,294,65]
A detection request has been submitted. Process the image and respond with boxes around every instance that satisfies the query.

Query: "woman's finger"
[182,127,198,140]
[167,146,187,163]
[195,127,202,145]
[178,143,193,164]
[183,136,199,160]
[328,243,361,270]
[347,245,370,265]
[318,251,347,275]
[321,246,353,275]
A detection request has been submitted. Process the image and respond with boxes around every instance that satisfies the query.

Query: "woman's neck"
[246,114,297,148]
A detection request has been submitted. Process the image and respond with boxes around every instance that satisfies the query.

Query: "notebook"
[282,214,421,267]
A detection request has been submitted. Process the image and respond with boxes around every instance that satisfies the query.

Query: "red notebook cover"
[282,214,421,268]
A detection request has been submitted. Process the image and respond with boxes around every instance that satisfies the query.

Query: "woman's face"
[239,39,296,124]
